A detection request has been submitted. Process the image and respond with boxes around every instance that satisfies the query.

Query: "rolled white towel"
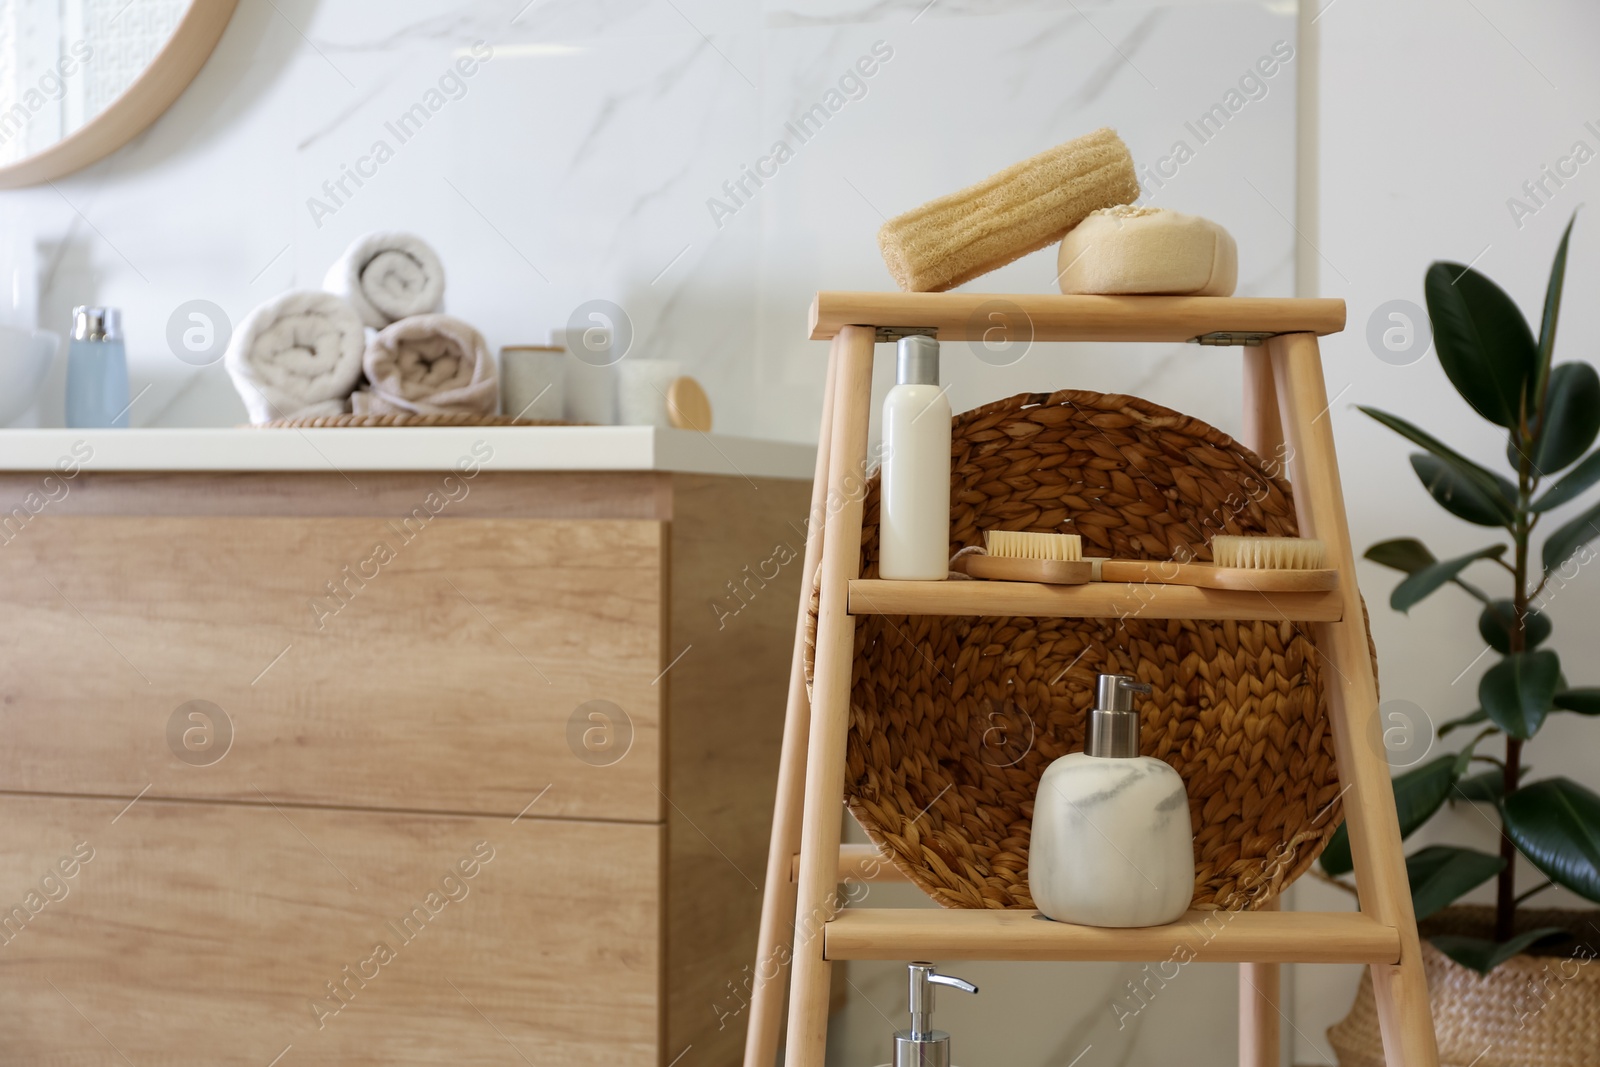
[323,232,445,329]
[352,314,497,417]
[224,290,366,424]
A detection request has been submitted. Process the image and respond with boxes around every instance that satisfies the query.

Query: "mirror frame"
[0,0,238,189]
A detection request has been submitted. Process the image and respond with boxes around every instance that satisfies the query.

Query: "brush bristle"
[1211,535,1326,570]
[984,530,1083,562]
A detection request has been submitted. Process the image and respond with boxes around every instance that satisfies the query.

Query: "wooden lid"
[666,376,713,432]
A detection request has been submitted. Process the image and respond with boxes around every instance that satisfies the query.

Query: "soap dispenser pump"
[1028,673,1196,928]
[894,962,978,1067]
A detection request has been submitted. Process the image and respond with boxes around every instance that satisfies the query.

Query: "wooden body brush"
[951,531,1091,584]
[1096,536,1336,591]
[953,533,1336,591]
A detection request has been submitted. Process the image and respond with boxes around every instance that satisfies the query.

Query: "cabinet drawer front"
[0,797,660,1066]
[0,517,663,821]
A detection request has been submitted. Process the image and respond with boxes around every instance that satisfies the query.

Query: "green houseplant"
[1324,216,1600,1064]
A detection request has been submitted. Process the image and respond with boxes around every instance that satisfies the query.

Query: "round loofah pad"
[812,389,1354,911]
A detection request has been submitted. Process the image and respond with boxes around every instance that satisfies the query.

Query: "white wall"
[1294,0,1600,1061]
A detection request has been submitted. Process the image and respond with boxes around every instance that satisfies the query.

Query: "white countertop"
[0,427,817,479]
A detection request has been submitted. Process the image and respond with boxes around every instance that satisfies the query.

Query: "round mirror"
[0,0,236,188]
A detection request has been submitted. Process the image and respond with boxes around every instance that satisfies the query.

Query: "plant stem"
[1514,879,1556,906]
[1497,451,1534,942]
[1497,736,1522,940]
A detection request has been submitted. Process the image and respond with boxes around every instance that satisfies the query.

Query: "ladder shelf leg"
[1240,345,1285,1067]
[783,324,877,1067]
[742,338,842,1067]
[1270,332,1439,1067]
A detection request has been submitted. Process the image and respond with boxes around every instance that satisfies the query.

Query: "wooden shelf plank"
[808,293,1347,342]
[824,909,1400,965]
[848,579,1344,622]
[790,844,911,883]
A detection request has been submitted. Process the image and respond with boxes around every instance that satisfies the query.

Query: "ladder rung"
[824,908,1399,965]
[791,844,911,883]
[808,292,1346,342]
[848,579,1344,623]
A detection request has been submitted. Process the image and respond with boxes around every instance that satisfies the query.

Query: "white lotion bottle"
[879,335,951,581]
[1029,674,1195,927]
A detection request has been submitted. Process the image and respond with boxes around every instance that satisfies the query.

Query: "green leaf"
[1532,213,1577,414]
[1425,261,1539,429]
[1320,755,1459,876]
[1478,650,1562,739]
[1477,599,1552,654]
[1410,454,1515,526]
[1360,407,1518,520]
[1365,538,1437,574]
[1534,449,1600,512]
[1554,688,1600,715]
[1391,544,1507,613]
[1502,777,1600,904]
[1532,363,1600,473]
[1406,845,1506,921]
[1429,928,1568,975]
[1454,767,1518,803]
[1541,498,1600,573]
[1437,709,1489,737]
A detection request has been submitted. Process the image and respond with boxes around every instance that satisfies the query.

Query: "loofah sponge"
[876,128,1140,293]
[1057,204,1238,296]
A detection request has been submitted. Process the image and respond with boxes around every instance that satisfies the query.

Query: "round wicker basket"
[813,389,1350,911]
[254,413,577,428]
[1329,905,1600,1066]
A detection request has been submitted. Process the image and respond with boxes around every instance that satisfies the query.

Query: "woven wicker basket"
[1329,905,1600,1066]
[811,389,1350,911]
[255,413,577,428]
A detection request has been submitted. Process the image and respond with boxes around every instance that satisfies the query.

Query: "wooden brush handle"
[1096,559,1338,592]
[954,555,1093,586]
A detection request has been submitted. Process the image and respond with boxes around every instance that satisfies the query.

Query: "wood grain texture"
[0,796,658,1065]
[1239,897,1283,1067]
[663,475,811,1067]
[785,326,876,1066]
[1239,349,1286,1067]
[0,0,238,189]
[744,340,841,1067]
[785,843,909,884]
[847,578,1344,621]
[1094,558,1339,591]
[0,470,673,518]
[0,517,664,821]
[808,292,1346,342]
[953,555,1092,585]
[823,909,1400,965]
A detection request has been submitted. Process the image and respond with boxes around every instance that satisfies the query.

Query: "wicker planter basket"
[809,389,1352,911]
[1329,905,1600,1066]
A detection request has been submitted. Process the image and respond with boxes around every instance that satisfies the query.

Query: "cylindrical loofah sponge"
[876,127,1140,293]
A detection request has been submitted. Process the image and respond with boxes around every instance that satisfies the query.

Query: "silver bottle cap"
[896,334,939,386]
[1086,673,1152,758]
[72,306,122,342]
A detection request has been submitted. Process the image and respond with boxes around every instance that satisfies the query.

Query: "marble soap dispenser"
[1029,674,1195,927]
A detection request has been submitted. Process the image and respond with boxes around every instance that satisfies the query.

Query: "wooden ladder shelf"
[742,293,1440,1067]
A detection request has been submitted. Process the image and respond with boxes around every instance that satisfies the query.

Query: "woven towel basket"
[808,389,1354,911]
[1329,905,1600,1067]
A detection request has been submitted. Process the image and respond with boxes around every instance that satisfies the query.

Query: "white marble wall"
[3,0,1296,451]
[0,2,1300,1064]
